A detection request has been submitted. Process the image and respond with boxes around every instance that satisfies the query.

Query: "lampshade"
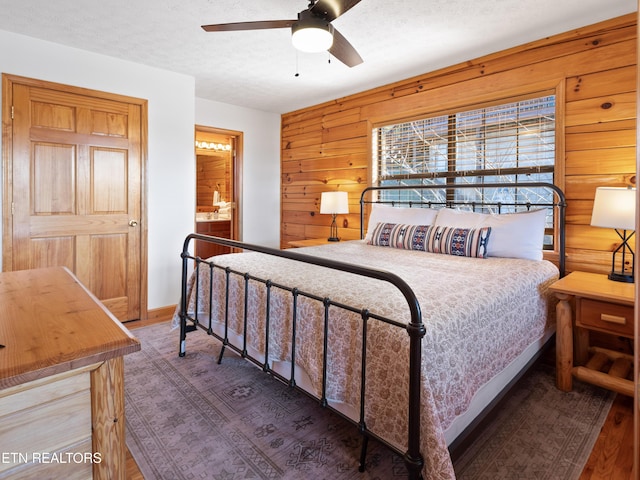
[320,191,349,214]
[590,186,636,231]
[291,18,334,53]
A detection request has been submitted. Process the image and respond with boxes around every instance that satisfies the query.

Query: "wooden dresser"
[0,267,141,479]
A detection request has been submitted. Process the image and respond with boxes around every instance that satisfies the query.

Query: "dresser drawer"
[577,298,634,338]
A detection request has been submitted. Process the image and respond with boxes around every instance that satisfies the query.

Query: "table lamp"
[590,186,636,282]
[320,191,349,242]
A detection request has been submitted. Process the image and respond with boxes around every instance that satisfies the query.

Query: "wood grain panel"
[91,233,127,299]
[567,223,628,251]
[569,127,635,151]
[33,143,76,215]
[31,101,75,131]
[92,148,127,213]
[91,357,126,480]
[566,118,636,135]
[196,152,231,208]
[29,236,75,271]
[321,121,368,143]
[566,65,636,101]
[566,250,612,275]
[91,110,128,137]
[565,92,636,126]
[288,154,368,174]
[565,174,633,199]
[282,129,323,149]
[283,167,368,186]
[565,147,636,175]
[322,107,362,128]
[282,137,369,161]
[0,370,92,475]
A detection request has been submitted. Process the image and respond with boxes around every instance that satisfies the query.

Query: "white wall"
[195,99,281,247]
[0,30,281,311]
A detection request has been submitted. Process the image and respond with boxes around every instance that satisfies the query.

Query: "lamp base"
[608,272,634,283]
[327,214,340,242]
[607,229,635,283]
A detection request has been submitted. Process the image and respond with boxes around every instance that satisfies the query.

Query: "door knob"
[129,220,138,227]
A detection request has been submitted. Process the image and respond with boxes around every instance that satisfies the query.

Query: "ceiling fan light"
[291,21,333,53]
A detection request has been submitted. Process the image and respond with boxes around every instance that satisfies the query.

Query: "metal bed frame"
[178,182,566,480]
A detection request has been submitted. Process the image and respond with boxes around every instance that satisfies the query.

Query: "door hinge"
[11,202,15,215]
[11,105,14,119]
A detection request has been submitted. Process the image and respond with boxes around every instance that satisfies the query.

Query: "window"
[373,94,557,247]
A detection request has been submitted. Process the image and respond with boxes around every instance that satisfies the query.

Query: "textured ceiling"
[0,0,635,113]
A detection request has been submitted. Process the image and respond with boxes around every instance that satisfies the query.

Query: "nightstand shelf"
[549,271,634,396]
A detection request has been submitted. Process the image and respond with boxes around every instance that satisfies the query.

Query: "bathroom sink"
[196,212,230,222]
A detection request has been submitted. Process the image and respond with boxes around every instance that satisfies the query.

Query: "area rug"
[124,322,613,479]
[452,359,613,479]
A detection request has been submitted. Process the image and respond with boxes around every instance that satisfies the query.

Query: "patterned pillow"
[368,222,491,258]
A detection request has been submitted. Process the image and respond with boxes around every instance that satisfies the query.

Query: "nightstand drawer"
[577,298,634,338]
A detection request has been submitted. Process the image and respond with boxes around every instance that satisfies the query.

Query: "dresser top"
[0,267,141,389]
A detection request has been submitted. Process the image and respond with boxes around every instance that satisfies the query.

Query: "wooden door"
[2,75,147,322]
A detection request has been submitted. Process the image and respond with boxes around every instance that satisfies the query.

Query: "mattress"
[176,240,559,479]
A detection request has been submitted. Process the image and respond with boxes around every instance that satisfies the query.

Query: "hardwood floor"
[579,393,635,480]
[123,319,635,479]
[126,448,144,480]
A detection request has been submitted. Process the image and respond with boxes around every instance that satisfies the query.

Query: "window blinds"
[374,95,555,184]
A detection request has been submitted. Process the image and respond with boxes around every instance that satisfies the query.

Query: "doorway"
[194,125,242,257]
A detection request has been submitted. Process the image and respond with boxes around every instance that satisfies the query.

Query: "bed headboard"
[359,182,566,277]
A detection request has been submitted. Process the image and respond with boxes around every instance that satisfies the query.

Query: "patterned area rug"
[124,322,613,479]
[452,359,613,479]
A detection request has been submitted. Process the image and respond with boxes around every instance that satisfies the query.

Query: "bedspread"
[174,240,558,479]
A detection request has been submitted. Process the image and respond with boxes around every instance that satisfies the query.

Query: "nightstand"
[549,271,634,396]
[287,238,335,248]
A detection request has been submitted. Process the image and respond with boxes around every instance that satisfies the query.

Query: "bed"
[175,182,566,480]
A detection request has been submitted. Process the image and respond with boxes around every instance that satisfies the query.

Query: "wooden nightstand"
[549,271,634,396]
[287,238,335,248]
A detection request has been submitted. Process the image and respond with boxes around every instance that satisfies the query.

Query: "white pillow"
[434,208,489,228]
[435,207,547,260]
[364,204,438,243]
[483,209,547,261]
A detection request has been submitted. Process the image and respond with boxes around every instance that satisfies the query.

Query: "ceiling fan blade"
[310,0,363,22]
[202,19,295,32]
[329,27,363,67]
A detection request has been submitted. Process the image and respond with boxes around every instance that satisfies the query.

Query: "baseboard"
[124,305,176,329]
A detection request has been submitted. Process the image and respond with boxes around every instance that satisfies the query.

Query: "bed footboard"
[178,234,426,479]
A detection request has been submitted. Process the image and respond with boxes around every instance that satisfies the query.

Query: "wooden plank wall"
[196,152,231,208]
[195,129,233,209]
[281,13,637,275]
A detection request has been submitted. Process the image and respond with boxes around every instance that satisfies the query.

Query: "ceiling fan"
[201,0,364,68]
